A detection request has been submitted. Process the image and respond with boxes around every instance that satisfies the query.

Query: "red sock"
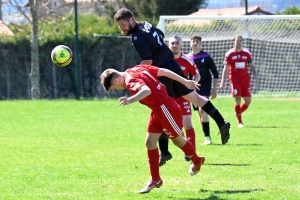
[240,103,249,113]
[147,148,160,180]
[185,128,196,150]
[181,141,200,164]
[234,104,242,123]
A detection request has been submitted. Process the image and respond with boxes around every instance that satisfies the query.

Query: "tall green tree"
[276,5,300,15]
[123,0,205,20]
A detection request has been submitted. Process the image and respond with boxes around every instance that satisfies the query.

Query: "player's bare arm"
[220,65,230,90]
[140,60,152,65]
[192,73,201,83]
[249,63,259,82]
[118,85,151,106]
[211,78,218,99]
[157,68,200,90]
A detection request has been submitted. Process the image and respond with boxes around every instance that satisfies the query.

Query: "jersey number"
[153,31,163,46]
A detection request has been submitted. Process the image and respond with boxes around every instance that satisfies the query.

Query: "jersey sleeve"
[145,65,159,77]
[132,35,152,61]
[126,78,146,92]
[206,56,219,79]
[188,61,199,76]
[224,52,231,65]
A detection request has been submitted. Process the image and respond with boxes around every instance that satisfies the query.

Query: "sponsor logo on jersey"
[232,56,237,60]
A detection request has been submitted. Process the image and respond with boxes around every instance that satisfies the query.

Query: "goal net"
[158,15,300,97]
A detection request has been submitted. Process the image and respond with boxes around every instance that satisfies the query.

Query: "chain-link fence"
[0,35,140,100]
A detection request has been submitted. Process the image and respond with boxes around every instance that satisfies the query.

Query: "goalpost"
[158,15,300,97]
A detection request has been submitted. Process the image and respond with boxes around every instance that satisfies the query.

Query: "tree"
[276,5,300,15]
[115,0,205,21]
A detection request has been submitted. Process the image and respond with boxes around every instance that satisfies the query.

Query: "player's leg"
[165,61,230,144]
[182,114,196,161]
[159,102,205,176]
[139,132,163,194]
[231,82,243,127]
[181,91,230,145]
[240,81,252,114]
[157,76,174,167]
[198,82,212,145]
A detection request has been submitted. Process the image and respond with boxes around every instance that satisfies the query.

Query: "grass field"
[0,98,299,200]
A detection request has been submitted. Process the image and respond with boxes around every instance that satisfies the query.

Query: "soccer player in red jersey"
[220,35,259,128]
[169,35,200,161]
[100,65,205,194]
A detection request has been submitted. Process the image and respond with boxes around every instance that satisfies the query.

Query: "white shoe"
[202,137,212,145]
[238,123,244,128]
[139,179,163,194]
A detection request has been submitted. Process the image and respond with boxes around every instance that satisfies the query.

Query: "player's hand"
[254,75,259,82]
[211,88,217,99]
[118,96,130,106]
[184,80,200,90]
[220,82,225,90]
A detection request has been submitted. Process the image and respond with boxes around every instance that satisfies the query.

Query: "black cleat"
[159,152,172,167]
[219,121,231,145]
[184,155,191,162]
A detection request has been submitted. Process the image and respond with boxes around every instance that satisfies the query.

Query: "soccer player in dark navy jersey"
[114,8,231,166]
[187,35,219,145]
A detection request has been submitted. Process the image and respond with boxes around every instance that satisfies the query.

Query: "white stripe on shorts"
[160,104,182,135]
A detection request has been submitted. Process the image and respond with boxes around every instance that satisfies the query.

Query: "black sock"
[201,101,225,127]
[202,122,210,137]
[158,133,169,155]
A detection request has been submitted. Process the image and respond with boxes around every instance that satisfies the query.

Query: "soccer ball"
[51,45,72,67]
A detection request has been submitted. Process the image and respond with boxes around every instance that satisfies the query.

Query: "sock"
[158,133,169,155]
[148,148,160,180]
[185,128,196,149]
[180,140,200,164]
[240,103,249,113]
[201,101,225,127]
[234,104,242,123]
[202,122,210,137]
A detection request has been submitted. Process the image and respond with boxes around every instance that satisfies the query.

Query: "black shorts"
[192,80,212,111]
[157,60,193,98]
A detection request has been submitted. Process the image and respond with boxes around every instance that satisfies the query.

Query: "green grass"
[0,98,299,200]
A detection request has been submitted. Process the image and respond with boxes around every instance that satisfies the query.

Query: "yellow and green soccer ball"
[51,45,72,67]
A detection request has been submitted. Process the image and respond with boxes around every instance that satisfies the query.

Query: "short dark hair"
[191,35,202,41]
[100,69,118,91]
[114,8,134,21]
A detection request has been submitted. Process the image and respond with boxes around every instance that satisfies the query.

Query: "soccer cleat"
[189,156,205,176]
[139,179,163,194]
[238,123,244,128]
[219,121,231,145]
[159,152,172,167]
[202,136,213,145]
[184,155,191,162]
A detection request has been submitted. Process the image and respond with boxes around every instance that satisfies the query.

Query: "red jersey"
[124,65,173,110]
[223,48,252,82]
[174,53,199,78]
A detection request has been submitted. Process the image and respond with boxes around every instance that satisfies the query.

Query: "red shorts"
[230,81,251,97]
[147,101,183,139]
[175,97,192,116]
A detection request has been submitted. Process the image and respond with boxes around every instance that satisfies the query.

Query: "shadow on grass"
[205,163,250,166]
[168,188,263,200]
[234,144,263,146]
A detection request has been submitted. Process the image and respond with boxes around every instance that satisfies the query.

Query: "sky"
[206,0,300,13]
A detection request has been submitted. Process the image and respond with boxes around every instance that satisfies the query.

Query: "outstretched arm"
[157,68,199,90]
[118,85,151,106]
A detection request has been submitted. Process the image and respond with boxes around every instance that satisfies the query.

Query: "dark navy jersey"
[187,51,219,83]
[131,21,174,67]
